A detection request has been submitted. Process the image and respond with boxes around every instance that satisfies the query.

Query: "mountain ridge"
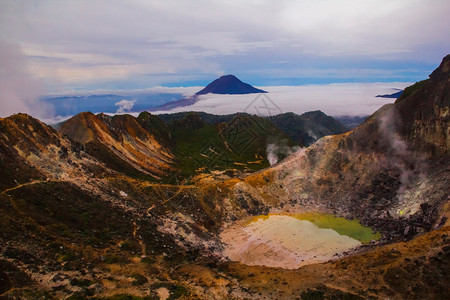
[56,109,346,182]
[58,111,174,180]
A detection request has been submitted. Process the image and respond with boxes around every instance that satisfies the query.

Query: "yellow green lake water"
[250,212,381,244]
[220,213,381,269]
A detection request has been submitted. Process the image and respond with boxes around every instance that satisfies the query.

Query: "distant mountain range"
[376,90,404,98]
[149,75,266,112]
[334,115,369,129]
[267,111,348,145]
[42,92,185,116]
[41,75,401,122]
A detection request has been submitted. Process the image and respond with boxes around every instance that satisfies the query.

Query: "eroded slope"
[59,112,174,180]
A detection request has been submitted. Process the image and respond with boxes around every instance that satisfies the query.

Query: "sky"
[0,0,449,118]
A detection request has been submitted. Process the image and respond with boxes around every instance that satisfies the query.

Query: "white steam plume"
[267,142,301,166]
[0,41,51,118]
[115,99,136,114]
[378,106,425,202]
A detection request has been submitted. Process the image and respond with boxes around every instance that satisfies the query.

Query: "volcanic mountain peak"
[149,74,267,111]
[195,74,267,95]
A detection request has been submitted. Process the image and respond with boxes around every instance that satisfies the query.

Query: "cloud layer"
[115,99,136,114]
[0,41,51,118]
[1,0,449,92]
[152,83,412,117]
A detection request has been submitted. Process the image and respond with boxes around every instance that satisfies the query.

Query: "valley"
[0,55,449,299]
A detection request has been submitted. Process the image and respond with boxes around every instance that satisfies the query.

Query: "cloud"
[0,0,448,92]
[153,83,412,117]
[377,106,426,204]
[0,40,52,118]
[45,86,201,97]
[115,99,136,114]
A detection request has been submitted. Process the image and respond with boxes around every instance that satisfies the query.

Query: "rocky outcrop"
[0,113,99,190]
[395,54,450,155]
[59,112,174,179]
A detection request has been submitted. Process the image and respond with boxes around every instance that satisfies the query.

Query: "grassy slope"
[166,113,298,181]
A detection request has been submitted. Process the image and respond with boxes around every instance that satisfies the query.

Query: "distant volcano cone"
[149,74,266,111]
[196,74,267,95]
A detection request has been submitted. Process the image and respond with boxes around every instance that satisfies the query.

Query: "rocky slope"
[59,110,346,182]
[0,113,230,298]
[396,55,450,155]
[58,112,174,180]
[0,55,449,299]
[232,55,450,242]
[0,113,105,190]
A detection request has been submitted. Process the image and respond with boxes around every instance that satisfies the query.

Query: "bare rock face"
[395,54,450,155]
[58,112,174,179]
[0,113,99,190]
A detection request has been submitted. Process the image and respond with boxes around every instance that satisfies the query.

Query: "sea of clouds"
[151,83,412,117]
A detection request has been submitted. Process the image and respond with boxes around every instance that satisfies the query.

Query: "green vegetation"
[396,79,430,102]
[268,111,348,146]
[146,110,346,182]
[156,111,236,124]
[137,111,172,147]
[165,112,297,181]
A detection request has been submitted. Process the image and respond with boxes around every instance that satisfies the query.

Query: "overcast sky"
[1,0,449,93]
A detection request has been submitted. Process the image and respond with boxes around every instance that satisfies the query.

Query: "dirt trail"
[1,180,52,195]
